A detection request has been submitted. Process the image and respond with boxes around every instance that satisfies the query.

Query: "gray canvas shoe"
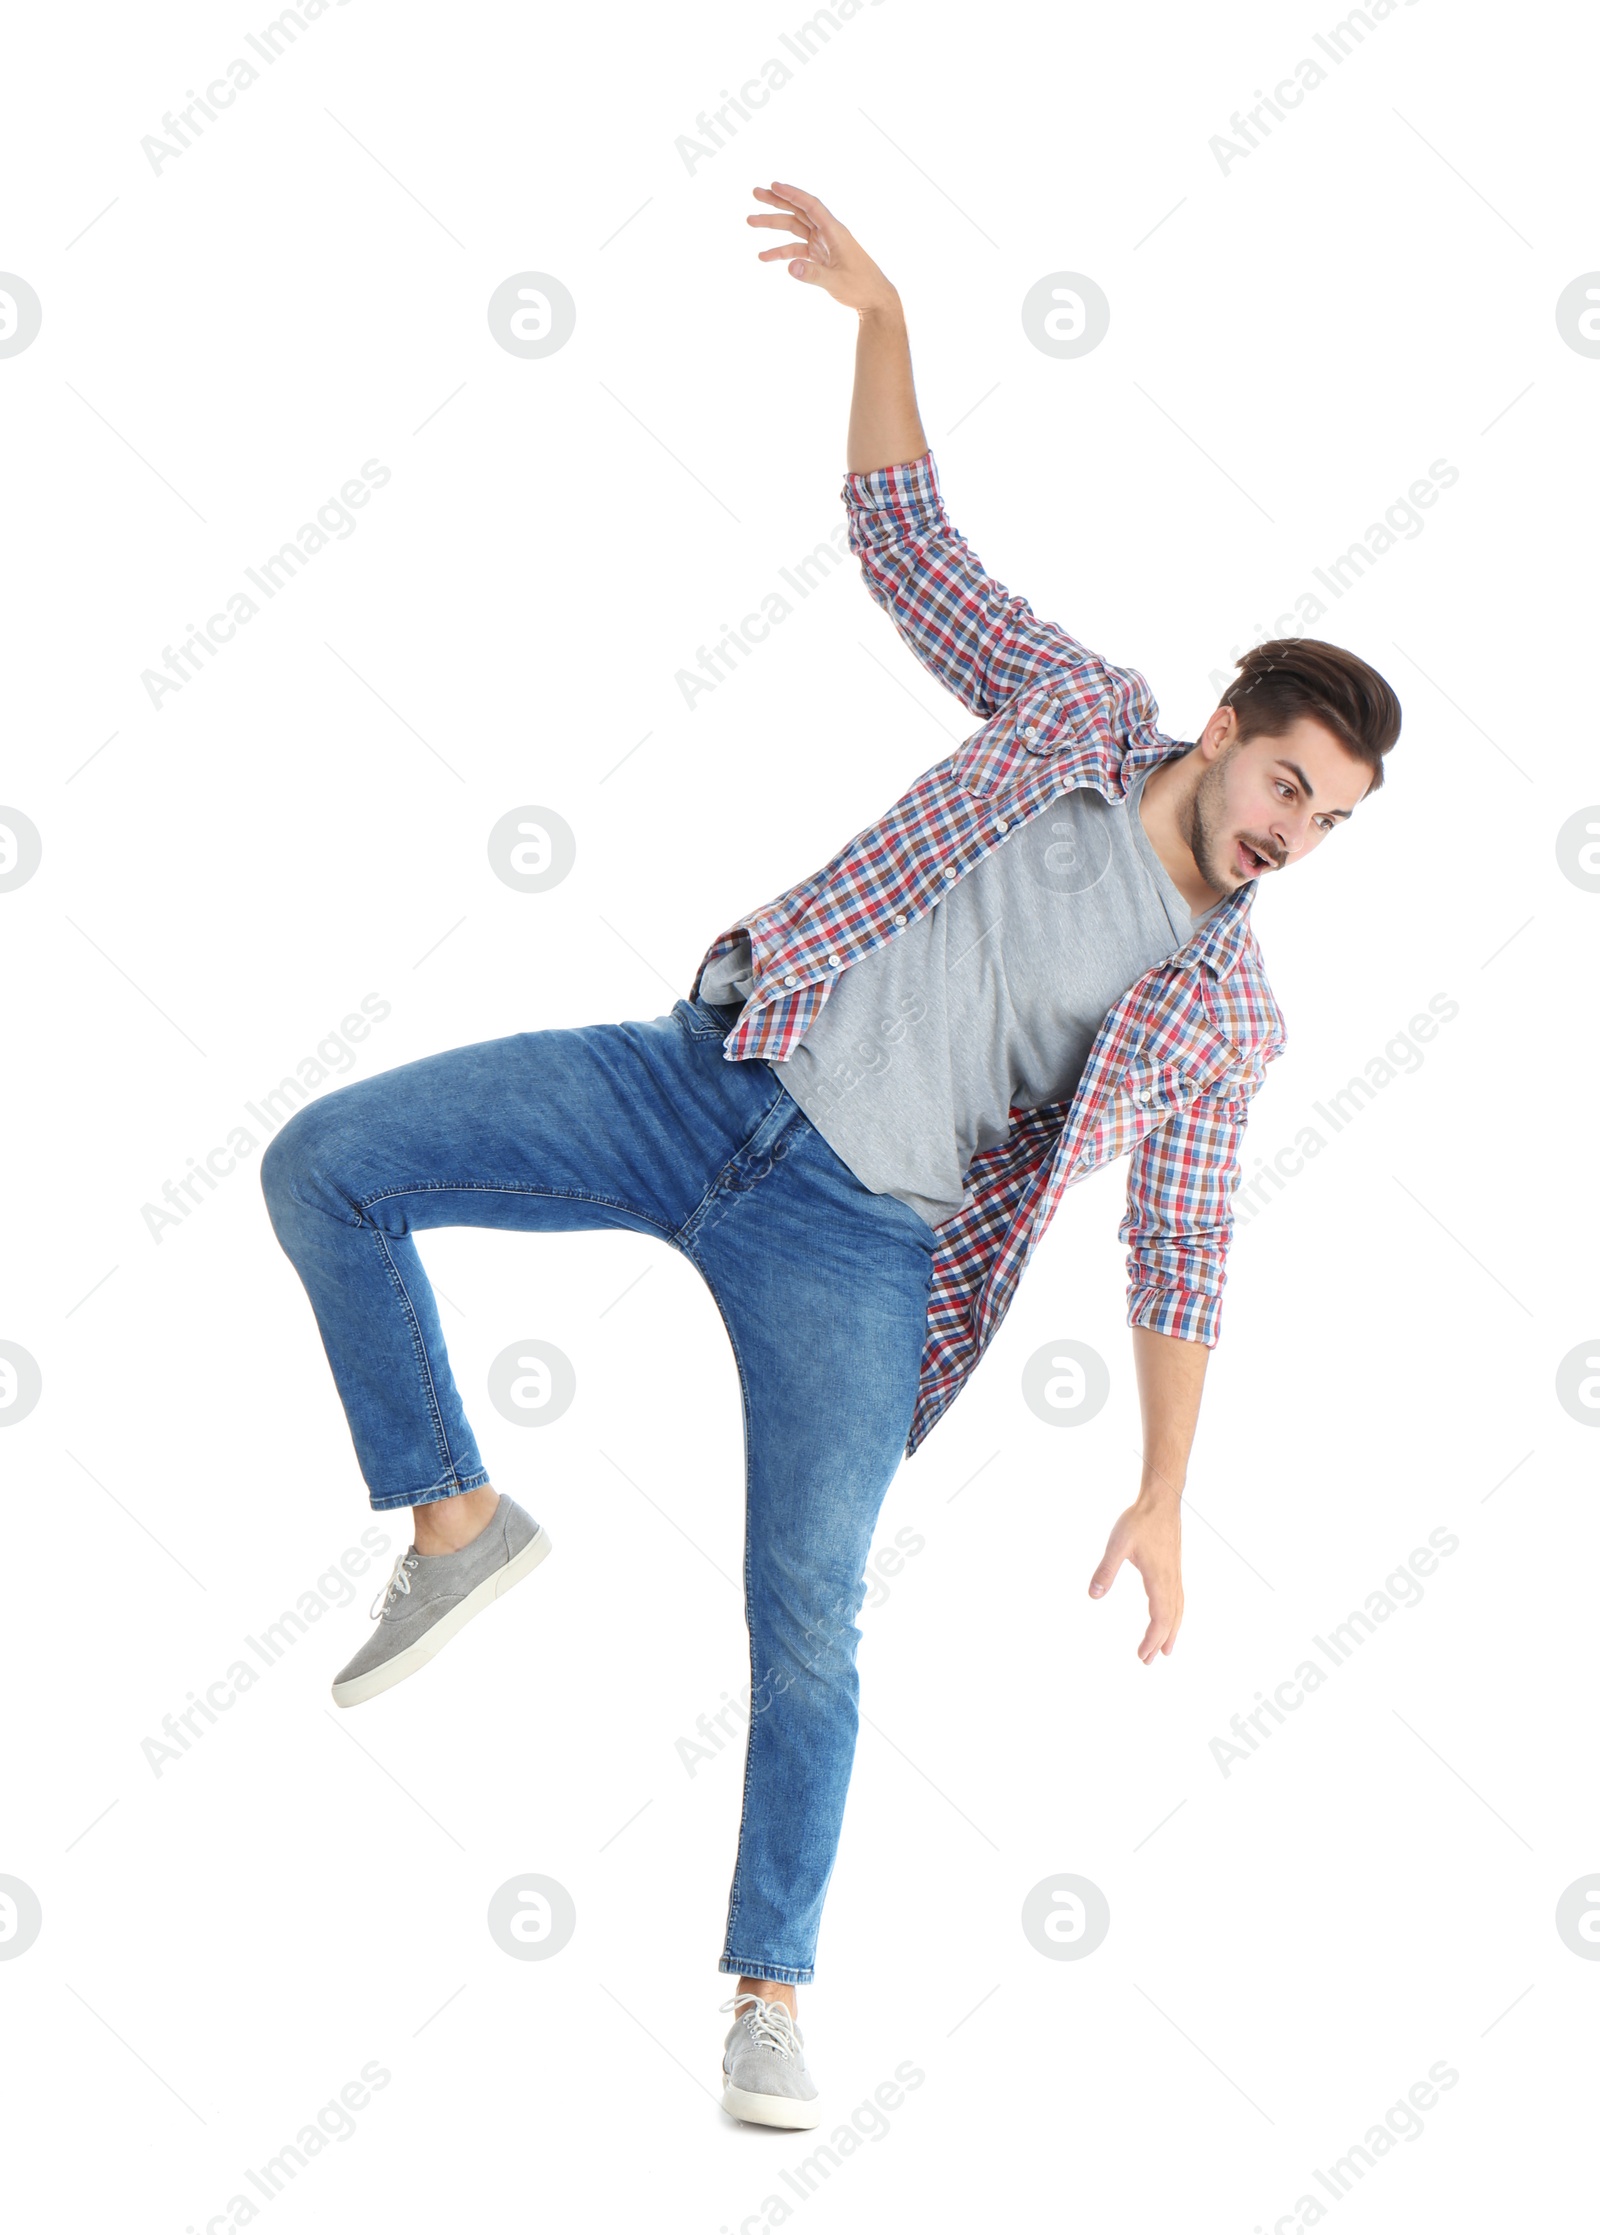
[719,1993,822,2129]
[331,1494,551,1708]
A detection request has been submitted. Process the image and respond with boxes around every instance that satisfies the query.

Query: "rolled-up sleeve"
[1117,1072,1266,1348]
[842,450,1099,718]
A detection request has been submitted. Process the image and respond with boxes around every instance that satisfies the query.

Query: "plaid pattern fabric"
[690,449,1287,1457]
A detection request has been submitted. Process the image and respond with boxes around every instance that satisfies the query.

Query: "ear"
[1196,704,1237,760]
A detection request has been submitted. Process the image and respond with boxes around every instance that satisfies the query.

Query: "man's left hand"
[1088,1493,1184,1663]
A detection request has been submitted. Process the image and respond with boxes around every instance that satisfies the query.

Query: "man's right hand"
[748,181,900,317]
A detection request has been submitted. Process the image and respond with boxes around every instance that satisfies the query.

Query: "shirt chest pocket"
[953,680,1077,793]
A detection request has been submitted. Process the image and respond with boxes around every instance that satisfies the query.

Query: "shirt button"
[943,866,958,880]
[783,974,798,988]
[826,952,843,967]
[892,913,907,926]
[1019,726,1035,740]
[994,818,1008,833]
[1134,1088,1151,1103]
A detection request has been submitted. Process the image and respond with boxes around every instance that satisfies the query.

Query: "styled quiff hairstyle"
[1219,638,1401,796]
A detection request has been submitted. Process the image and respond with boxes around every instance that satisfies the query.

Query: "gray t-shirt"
[699,766,1194,1230]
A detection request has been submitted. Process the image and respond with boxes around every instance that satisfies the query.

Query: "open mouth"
[1236,837,1275,876]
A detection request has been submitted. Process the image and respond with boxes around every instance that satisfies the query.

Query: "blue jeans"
[259,994,937,1984]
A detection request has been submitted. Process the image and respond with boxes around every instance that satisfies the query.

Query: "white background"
[2,1,1596,2228]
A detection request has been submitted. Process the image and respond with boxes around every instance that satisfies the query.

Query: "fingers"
[755,239,834,284]
[748,185,844,291]
[768,180,826,216]
[750,185,816,225]
[753,182,838,243]
[1138,1592,1183,1664]
[750,210,828,273]
[760,249,824,284]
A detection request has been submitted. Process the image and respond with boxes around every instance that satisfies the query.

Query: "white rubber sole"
[331,1525,553,1708]
[721,2081,823,2130]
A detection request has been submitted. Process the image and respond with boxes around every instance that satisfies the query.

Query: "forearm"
[1131,1324,1209,1506]
[847,293,927,476]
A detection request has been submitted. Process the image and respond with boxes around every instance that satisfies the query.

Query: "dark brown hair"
[1219,638,1401,795]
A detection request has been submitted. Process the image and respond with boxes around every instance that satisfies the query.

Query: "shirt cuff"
[840,449,943,526]
[1127,1282,1223,1348]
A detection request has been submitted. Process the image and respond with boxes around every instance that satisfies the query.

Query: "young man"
[259,181,1399,2131]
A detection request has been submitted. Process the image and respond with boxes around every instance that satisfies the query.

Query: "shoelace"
[719,1992,803,2059]
[369,1549,420,1620]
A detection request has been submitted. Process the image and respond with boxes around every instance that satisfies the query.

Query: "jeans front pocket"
[673,995,740,1041]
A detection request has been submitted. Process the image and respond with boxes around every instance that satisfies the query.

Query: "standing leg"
[679,1083,937,1987]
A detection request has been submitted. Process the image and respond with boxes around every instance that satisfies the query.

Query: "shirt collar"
[1126,735,1261,981]
[1182,877,1259,978]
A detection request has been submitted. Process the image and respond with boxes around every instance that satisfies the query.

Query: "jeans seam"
[683,1224,799,1975]
[369,1465,492,1513]
[717,1957,813,1985]
[371,1224,456,1485]
[683,1245,762,1963]
[732,1308,759,1961]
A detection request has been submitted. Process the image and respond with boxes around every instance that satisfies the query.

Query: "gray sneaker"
[719,1993,822,2129]
[331,1494,551,1708]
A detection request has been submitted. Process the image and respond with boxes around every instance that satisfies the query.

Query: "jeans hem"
[719,1956,814,1986]
[369,1467,493,1513]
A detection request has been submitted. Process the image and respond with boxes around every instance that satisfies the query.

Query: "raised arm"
[749,180,1108,718]
[849,294,926,478]
[748,178,923,472]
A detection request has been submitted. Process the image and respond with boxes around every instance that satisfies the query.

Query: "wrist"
[857,285,903,324]
[1136,1468,1185,1511]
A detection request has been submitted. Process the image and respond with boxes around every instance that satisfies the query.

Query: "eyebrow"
[1278,760,1356,820]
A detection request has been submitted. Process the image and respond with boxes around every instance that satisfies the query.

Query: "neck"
[1137,751,1228,918]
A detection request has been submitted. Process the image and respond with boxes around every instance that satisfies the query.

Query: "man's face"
[1186,711,1373,898]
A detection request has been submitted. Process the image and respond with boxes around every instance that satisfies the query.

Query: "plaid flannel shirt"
[690,448,1287,1458]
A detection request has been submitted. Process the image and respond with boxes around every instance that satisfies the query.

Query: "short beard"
[1183,741,1244,897]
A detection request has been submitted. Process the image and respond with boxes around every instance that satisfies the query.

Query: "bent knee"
[259,1095,355,1219]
